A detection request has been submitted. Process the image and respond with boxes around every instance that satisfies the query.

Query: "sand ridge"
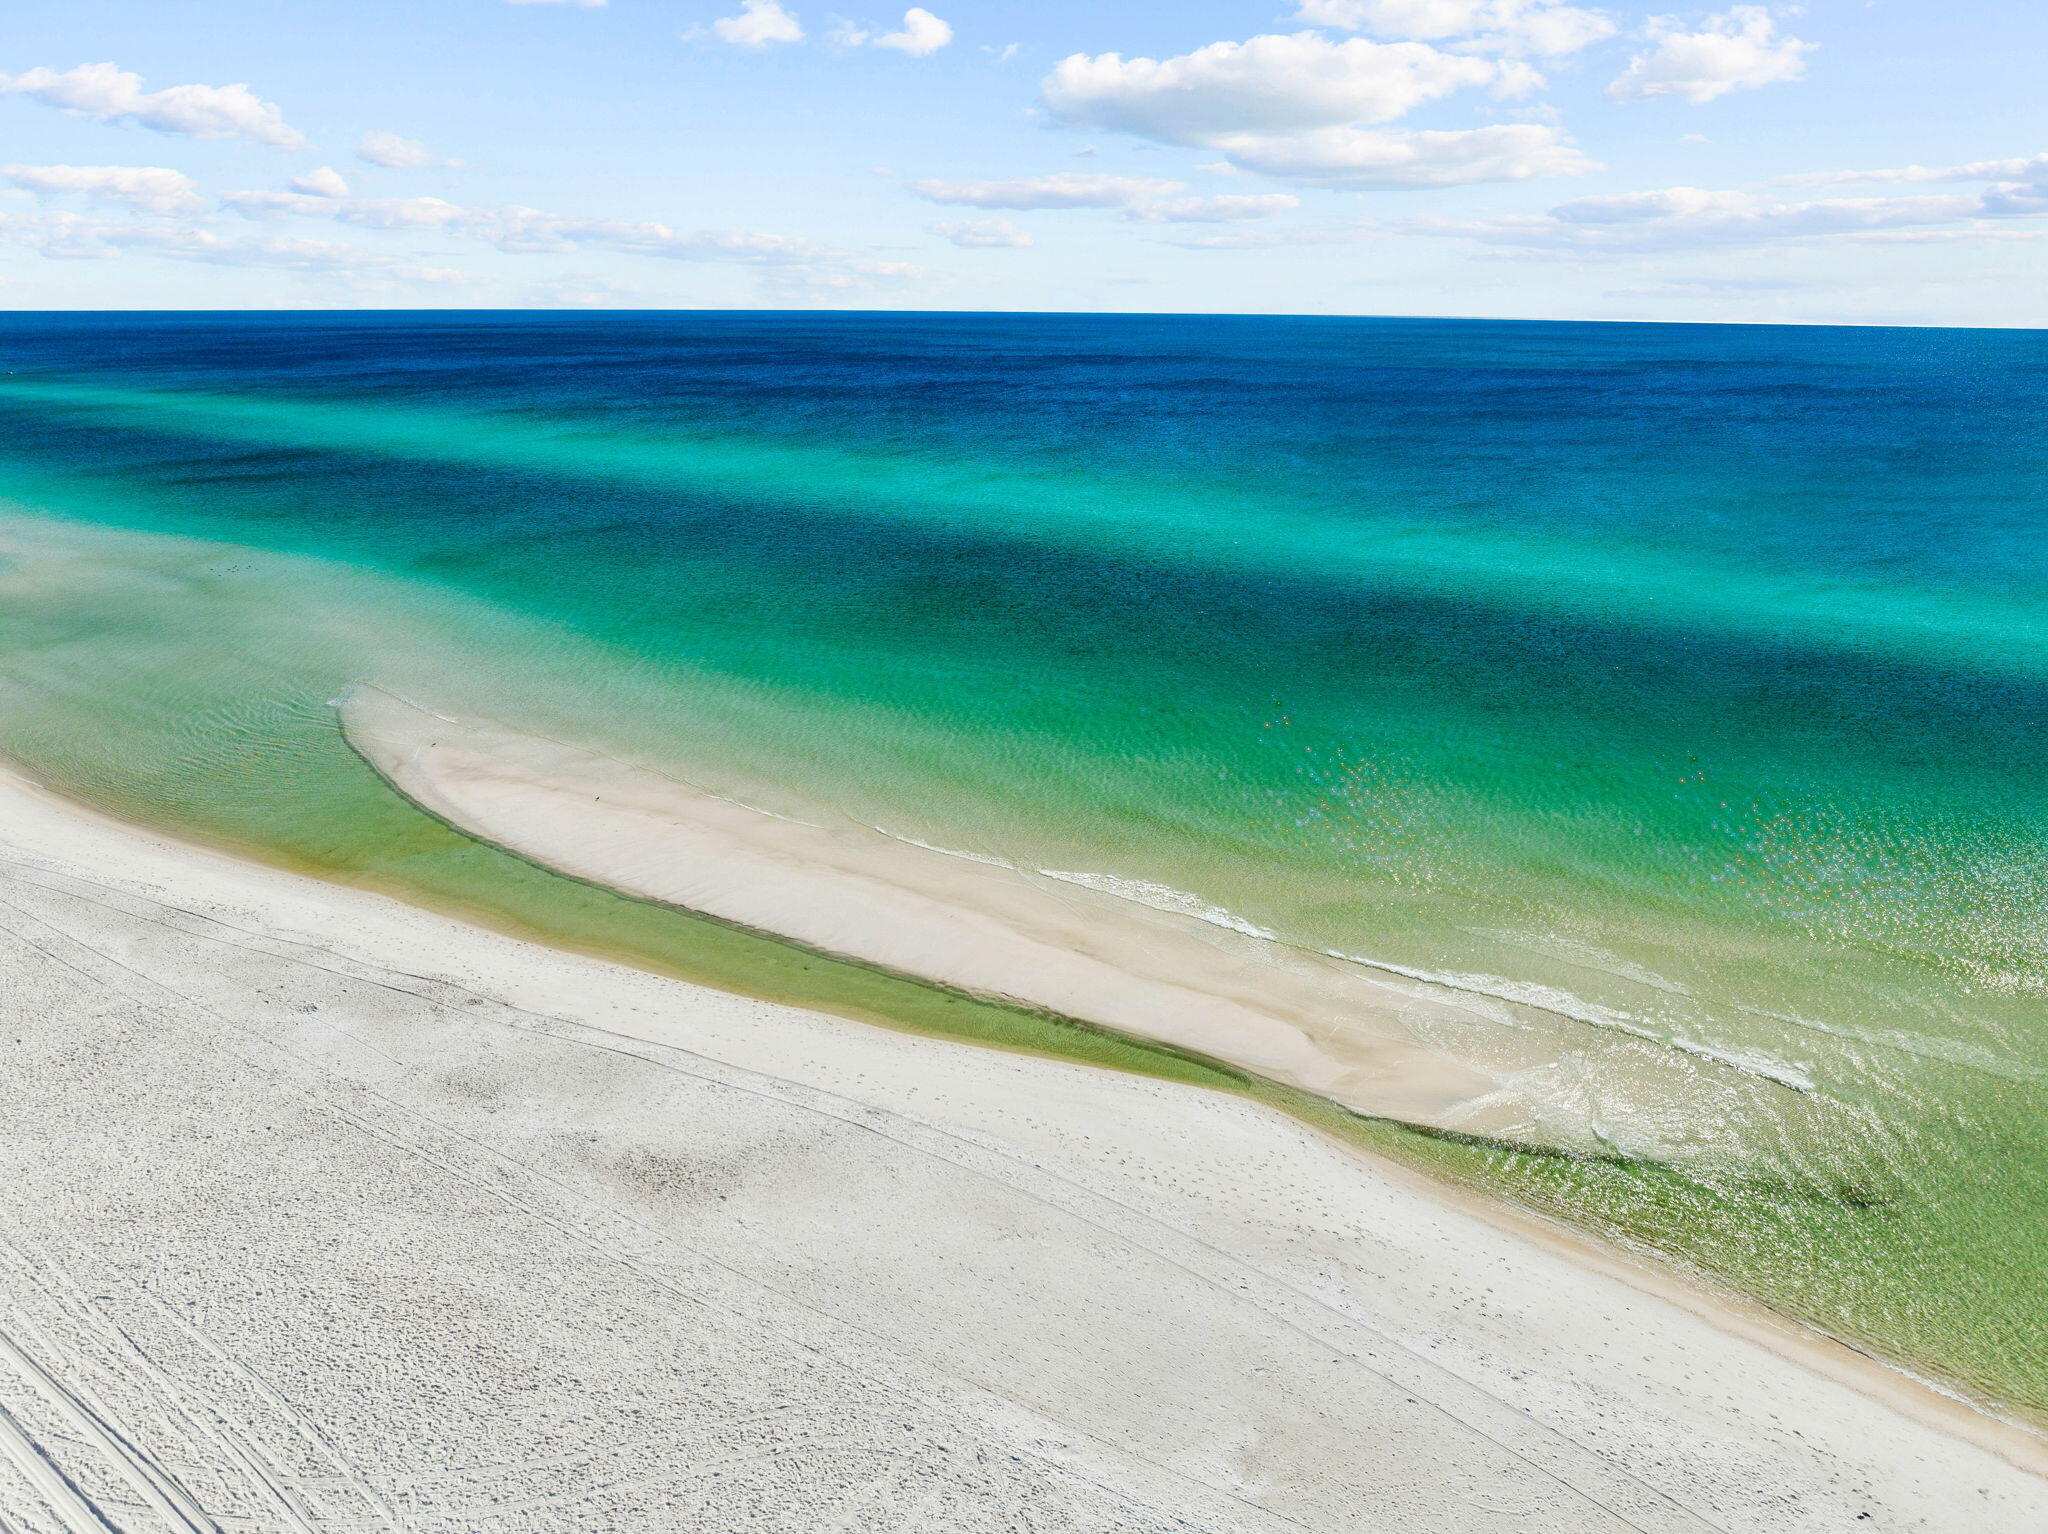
[340,682,1855,1173]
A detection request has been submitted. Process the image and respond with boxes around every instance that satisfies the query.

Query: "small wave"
[1467,927,1699,999]
[872,827,1012,868]
[869,825,1282,942]
[1727,999,2048,1088]
[1034,866,1817,1094]
[1317,949,1818,1093]
[1036,868,1282,941]
[869,830,1285,937]
[875,822,1818,1096]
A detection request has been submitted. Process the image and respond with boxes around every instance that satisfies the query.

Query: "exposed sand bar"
[342,683,1844,1170]
[1,763,2043,1531]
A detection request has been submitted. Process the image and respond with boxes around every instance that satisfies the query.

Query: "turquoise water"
[2,311,2046,1419]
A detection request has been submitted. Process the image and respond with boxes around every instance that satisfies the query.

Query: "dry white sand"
[0,764,2043,1533]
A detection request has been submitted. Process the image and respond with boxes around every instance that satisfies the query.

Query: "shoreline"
[2,761,2043,1529]
[340,683,1848,1175]
[1367,1139,2048,1478]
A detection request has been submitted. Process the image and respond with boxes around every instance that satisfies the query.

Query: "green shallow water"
[2,311,2047,1422]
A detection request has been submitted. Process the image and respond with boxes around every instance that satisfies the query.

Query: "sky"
[1,0,2043,325]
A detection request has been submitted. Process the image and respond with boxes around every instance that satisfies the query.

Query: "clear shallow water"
[2,311,2046,1418]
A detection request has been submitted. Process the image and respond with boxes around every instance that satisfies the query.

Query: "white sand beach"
[0,762,2043,1533]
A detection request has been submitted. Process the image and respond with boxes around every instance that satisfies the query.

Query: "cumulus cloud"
[356,132,464,170]
[1608,7,1812,105]
[1039,32,1582,189]
[1213,122,1595,188]
[877,9,953,55]
[290,166,352,198]
[707,0,805,46]
[1,163,203,215]
[834,8,953,54]
[0,62,307,149]
[1293,0,1616,57]
[928,217,1032,246]
[909,172,1186,209]
[1043,33,1514,144]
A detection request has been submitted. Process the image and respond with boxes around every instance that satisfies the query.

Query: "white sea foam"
[872,827,1012,868]
[1317,949,1818,1094]
[884,831,1818,1095]
[1025,861,1817,1095]
[1730,999,2048,1087]
[869,832,1284,941]
[1469,927,1699,999]
[1036,868,1282,941]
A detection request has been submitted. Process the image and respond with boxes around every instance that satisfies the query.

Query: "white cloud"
[834,9,952,55]
[912,172,1305,225]
[1411,175,2048,254]
[227,190,460,226]
[709,0,805,46]
[176,234,477,281]
[1042,33,1513,145]
[1838,228,2048,246]
[0,62,307,149]
[916,134,1589,216]
[1211,122,1595,187]
[290,166,352,198]
[1039,31,1582,190]
[1608,7,1812,105]
[1605,275,1806,298]
[526,273,642,308]
[929,217,1032,246]
[1,163,203,215]
[356,132,464,170]
[0,210,476,285]
[1293,0,1616,57]
[910,172,1185,209]
[876,8,952,55]
[1165,224,1384,250]
[225,185,924,287]
[1778,153,2048,188]
[1127,193,1301,222]
[0,210,213,260]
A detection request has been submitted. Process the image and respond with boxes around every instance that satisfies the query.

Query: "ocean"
[2,310,2044,1419]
